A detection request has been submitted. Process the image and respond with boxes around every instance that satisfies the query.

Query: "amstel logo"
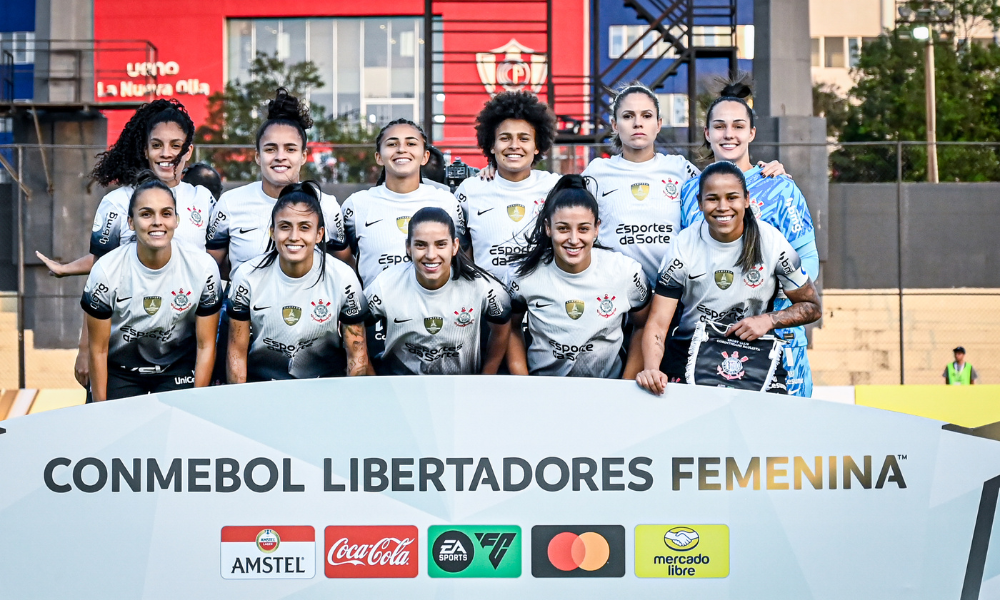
[256,529,281,554]
[507,204,526,222]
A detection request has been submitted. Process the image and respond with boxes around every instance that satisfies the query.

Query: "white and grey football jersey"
[81,241,222,372]
[90,182,214,256]
[456,170,561,281]
[582,153,700,284]
[364,263,511,375]
[227,251,368,381]
[655,220,811,340]
[505,248,650,378]
[206,181,347,275]
[342,184,467,287]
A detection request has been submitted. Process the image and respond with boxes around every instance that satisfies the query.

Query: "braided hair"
[92,99,194,187]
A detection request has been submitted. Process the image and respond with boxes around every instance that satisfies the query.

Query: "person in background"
[422,145,450,190]
[944,346,979,385]
[183,162,224,201]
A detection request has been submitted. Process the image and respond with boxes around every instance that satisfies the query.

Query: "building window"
[736,25,754,60]
[227,17,423,125]
[848,37,862,67]
[811,38,822,67]
[824,36,845,68]
[656,93,689,128]
[0,32,36,65]
[608,25,680,59]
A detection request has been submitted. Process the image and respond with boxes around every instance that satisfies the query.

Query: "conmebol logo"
[324,526,419,578]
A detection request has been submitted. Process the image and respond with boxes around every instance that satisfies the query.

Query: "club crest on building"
[718,350,749,380]
[631,183,650,200]
[662,178,680,200]
[143,296,161,315]
[743,265,765,288]
[715,270,734,290]
[283,306,302,326]
[256,529,280,554]
[565,300,585,320]
[188,206,204,226]
[170,289,192,311]
[475,39,547,96]
[454,307,475,327]
[311,299,333,323]
[507,204,526,222]
[596,294,617,318]
[424,316,444,334]
[396,216,411,234]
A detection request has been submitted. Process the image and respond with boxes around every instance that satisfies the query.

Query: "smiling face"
[699,173,749,243]
[706,100,755,165]
[146,121,192,185]
[407,220,458,290]
[376,123,429,180]
[492,118,538,179]
[128,187,178,251]
[545,205,599,274]
[612,92,662,155]
[257,123,307,190]
[271,202,324,266]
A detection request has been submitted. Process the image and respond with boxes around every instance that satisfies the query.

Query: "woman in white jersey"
[364,207,512,375]
[227,182,370,382]
[505,175,651,378]
[35,99,214,390]
[81,174,222,401]
[636,162,821,396]
[456,91,560,282]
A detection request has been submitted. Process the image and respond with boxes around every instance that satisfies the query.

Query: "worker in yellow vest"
[944,347,979,385]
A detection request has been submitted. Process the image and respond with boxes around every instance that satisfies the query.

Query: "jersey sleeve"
[363,276,386,320]
[773,236,811,292]
[341,195,359,254]
[80,260,114,319]
[226,264,252,322]
[504,272,527,313]
[682,158,701,181]
[338,270,369,325]
[195,258,224,316]
[205,194,231,251]
[775,178,816,249]
[89,194,127,257]
[654,245,688,299]
[624,257,651,310]
[482,276,512,324]
[679,177,702,230]
[450,193,468,242]
[321,194,349,252]
[455,179,471,229]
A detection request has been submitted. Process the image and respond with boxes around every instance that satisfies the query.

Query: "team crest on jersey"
[507,204,526,222]
[532,197,545,215]
[143,296,162,315]
[310,299,333,323]
[424,316,444,334]
[663,178,680,200]
[187,206,204,226]
[596,294,617,318]
[396,216,411,233]
[718,350,749,380]
[749,198,763,218]
[743,265,765,288]
[170,289,192,312]
[454,307,475,327]
[715,270,735,290]
[631,183,650,201]
[283,306,302,326]
[565,299,585,320]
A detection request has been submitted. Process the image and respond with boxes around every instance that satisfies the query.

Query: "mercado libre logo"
[634,525,730,578]
[531,525,625,578]
[428,525,521,578]
[324,526,418,578]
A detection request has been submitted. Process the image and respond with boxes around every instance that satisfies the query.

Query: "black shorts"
[106,361,196,400]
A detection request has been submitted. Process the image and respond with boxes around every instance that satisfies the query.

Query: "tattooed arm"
[727,279,822,341]
[343,322,372,376]
[636,295,679,396]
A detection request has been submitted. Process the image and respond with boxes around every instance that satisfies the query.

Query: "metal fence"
[1,140,998,390]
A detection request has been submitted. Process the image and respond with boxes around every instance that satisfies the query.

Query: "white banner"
[1,376,999,599]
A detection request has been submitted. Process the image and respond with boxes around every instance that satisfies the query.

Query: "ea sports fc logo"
[531,525,625,577]
[257,529,280,553]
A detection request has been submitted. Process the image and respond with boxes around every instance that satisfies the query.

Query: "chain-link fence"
[1,140,998,390]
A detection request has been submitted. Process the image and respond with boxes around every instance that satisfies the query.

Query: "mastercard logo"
[547,532,610,571]
[531,525,625,578]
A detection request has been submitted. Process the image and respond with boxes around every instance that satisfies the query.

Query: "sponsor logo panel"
[221,525,315,579]
[531,525,625,578]
[428,525,521,578]
[635,524,729,578]
[324,526,418,578]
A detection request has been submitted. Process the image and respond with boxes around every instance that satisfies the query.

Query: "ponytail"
[254,180,328,287]
[406,207,489,282]
[697,162,762,273]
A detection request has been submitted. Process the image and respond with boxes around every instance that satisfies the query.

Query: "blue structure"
[0,0,36,149]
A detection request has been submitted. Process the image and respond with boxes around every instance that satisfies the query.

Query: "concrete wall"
[825,182,1000,289]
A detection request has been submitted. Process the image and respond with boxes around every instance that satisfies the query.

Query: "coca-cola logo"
[324,526,419,578]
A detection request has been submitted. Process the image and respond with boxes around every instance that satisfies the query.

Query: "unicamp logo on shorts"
[428,525,521,578]
[634,524,729,578]
[220,526,315,580]
[531,525,625,577]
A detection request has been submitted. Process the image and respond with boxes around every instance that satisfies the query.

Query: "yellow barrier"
[856,385,1000,428]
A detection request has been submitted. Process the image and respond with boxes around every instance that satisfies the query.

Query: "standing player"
[456,91,560,282]
[505,175,651,378]
[679,77,819,397]
[636,162,821,396]
[81,174,222,401]
[364,207,512,375]
[226,182,370,381]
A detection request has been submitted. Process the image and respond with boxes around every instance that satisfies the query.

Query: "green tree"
[196,52,377,183]
[813,83,850,141]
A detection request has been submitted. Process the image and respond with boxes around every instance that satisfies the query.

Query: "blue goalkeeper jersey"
[680,166,816,347]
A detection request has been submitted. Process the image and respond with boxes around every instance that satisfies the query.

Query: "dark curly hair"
[256,87,314,149]
[91,99,194,187]
[475,91,556,167]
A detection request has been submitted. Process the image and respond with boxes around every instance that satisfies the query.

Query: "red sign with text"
[324,526,419,578]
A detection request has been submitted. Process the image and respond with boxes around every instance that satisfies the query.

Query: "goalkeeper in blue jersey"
[679,76,819,398]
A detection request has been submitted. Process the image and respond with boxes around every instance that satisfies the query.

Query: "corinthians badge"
[717,350,749,381]
[476,39,548,96]
[565,300,585,320]
[170,288,192,312]
[283,306,302,326]
[454,307,475,327]
[311,299,333,323]
[743,265,765,288]
[424,316,444,334]
[143,296,161,315]
[596,294,617,318]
